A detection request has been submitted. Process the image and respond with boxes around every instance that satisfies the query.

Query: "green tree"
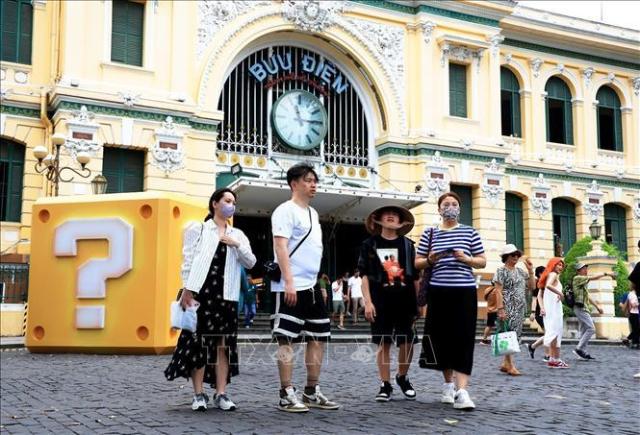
[560,236,629,317]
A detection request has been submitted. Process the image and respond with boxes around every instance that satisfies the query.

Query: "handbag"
[417,228,435,307]
[491,320,521,356]
[170,300,200,332]
[263,208,312,282]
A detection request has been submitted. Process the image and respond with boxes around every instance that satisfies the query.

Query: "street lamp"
[91,174,108,195]
[32,133,92,196]
[589,220,602,240]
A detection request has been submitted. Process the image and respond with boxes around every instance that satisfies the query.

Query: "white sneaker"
[278,386,309,413]
[215,393,236,411]
[191,394,207,411]
[440,383,455,404]
[453,389,475,410]
[302,385,340,410]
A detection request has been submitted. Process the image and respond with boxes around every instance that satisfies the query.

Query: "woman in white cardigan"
[165,188,256,412]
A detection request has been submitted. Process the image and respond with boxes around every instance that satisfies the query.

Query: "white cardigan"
[181,220,256,301]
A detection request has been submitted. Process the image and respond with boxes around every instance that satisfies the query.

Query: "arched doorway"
[552,198,576,256]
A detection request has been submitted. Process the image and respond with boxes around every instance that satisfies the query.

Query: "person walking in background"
[538,258,568,369]
[572,262,610,360]
[480,282,498,346]
[165,188,256,412]
[627,240,640,351]
[348,269,364,324]
[270,163,339,413]
[318,273,330,307]
[359,205,419,402]
[242,270,257,329]
[528,266,550,361]
[342,272,352,317]
[493,244,535,376]
[415,192,486,410]
[332,276,346,330]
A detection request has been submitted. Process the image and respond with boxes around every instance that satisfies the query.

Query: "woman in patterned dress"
[493,244,535,375]
[164,188,256,411]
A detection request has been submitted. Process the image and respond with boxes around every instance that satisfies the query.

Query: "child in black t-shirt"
[358,205,419,402]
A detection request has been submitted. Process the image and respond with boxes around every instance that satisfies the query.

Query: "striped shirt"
[417,225,484,287]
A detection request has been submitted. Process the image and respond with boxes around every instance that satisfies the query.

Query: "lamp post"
[32,133,92,196]
[588,219,605,256]
[91,174,108,195]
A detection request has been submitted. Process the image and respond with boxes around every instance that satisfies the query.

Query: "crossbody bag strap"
[289,208,313,258]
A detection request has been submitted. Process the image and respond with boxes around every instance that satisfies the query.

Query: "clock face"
[271,90,328,151]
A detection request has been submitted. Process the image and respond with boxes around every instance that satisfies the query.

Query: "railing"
[0,263,29,304]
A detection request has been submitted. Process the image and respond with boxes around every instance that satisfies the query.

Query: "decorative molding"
[0,103,39,118]
[504,53,512,64]
[633,196,640,224]
[118,92,140,107]
[503,39,640,71]
[420,20,437,44]
[607,72,616,83]
[631,77,640,96]
[529,57,543,78]
[441,43,484,68]
[459,138,473,151]
[152,116,185,174]
[424,151,449,200]
[377,144,505,163]
[505,167,639,190]
[282,1,344,33]
[582,67,595,88]
[530,174,551,217]
[482,159,504,207]
[350,0,501,27]
[197,1,269,60]
[488,34,504,57]
[54,100,218,132]
[197,5,407,133]
[583,180,604,221]
[63,105,102,159]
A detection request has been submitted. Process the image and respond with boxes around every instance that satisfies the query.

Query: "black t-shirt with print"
[358,235,417,291]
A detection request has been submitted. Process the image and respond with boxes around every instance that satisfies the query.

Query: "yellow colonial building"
[1,0,639,302]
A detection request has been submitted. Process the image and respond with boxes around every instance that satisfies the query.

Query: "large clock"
[271,89,328,151]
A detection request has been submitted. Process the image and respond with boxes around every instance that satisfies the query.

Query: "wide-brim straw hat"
[365,205,415,236]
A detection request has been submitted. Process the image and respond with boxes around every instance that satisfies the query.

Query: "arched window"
[500,67,521,137]
[596,86,623,152]
[552,198,576,256]
[604,203,627,259]
[216,45,370,167]
[0,139,25,222]
[545,77,573,145]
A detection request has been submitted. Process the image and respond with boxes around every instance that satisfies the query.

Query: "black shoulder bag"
[263,208,312,283]
[417,228,435,307]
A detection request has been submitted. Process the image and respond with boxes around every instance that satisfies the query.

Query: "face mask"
[220,203,235,218]
[440,206,460,221]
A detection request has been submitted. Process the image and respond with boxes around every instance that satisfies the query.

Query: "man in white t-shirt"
[331,277,346,329]
[271,163,339,413]
[348,270,364,324]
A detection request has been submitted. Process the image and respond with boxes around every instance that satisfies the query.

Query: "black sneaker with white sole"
[395,374,416,400]
[375,381,393,402]
[573,349,589,361]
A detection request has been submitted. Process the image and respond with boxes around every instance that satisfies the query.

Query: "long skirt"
[419,285,477,375]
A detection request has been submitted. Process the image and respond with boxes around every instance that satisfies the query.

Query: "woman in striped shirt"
[415,192,486,411]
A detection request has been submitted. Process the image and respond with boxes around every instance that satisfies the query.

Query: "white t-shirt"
[348,276,363,298]
[331,281,344,301]
[271,200,323,292]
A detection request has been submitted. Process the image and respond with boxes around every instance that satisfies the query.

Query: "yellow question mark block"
[26,192,206,354]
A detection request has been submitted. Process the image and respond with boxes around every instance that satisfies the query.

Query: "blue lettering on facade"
[249,50,349,94]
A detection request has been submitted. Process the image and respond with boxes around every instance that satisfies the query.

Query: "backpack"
[563,282,576,308]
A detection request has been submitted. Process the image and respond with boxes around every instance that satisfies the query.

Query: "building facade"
[1,0,639,281]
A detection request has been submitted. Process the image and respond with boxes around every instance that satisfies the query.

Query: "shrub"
[560,236,629,317]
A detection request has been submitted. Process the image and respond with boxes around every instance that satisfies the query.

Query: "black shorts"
[486,312,497,327]
[371,288,418,346]
[271,288,330,343]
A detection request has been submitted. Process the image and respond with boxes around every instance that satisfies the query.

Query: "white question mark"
[54,218,133,329]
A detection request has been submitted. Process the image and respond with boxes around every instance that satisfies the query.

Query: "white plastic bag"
[170,301,199,332]
[491,330,521,356]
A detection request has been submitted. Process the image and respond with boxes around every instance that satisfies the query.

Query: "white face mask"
[440,205,460,221]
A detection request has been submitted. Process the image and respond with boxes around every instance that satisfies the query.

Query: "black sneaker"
[527,343,536,359]
[573,349,588,361]
[585,353,596,360]
[375,381,393,402]
[395,374,416,400]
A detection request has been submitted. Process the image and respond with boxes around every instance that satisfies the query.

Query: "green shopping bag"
[491,319,521,357]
